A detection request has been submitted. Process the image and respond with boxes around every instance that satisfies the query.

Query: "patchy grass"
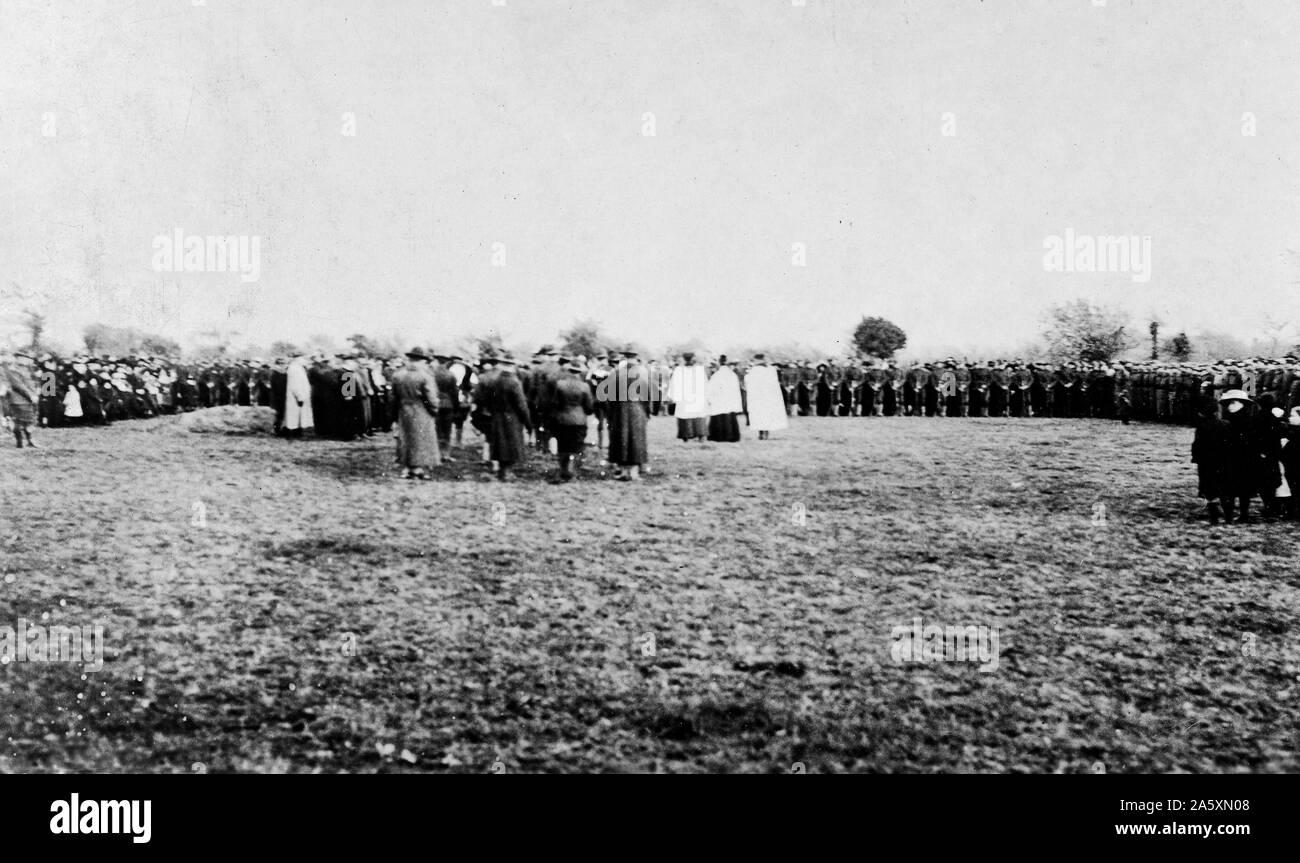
[1,414,1297,773]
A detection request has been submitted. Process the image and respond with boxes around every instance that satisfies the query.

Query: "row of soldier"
[11,349,1300,437]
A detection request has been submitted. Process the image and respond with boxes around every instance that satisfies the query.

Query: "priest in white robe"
[666,352,710,441]
[706,356,744,443]
[283,352,315,438]
[744,354,788,439]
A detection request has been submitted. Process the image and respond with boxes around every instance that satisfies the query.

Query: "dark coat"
[485,370,531,466]
[1221,409,1265,498]
[603,362,650,466]
[1251,399,1284,494]
[390,367,441,468]
[550,374,594,427]
[1192,414,1229,499]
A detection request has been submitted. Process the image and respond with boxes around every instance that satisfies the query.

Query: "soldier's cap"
[751,352,765,361]
[681,351,695,361]
[404,347,432,361]
[1218,389,1252,403]
[620,347,638,358]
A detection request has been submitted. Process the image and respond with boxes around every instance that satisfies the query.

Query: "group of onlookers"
[1193,387,1300,524]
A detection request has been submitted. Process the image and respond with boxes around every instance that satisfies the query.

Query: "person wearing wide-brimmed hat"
[548,358,594,482]
[481,352,531,481]
[601,347,650,480]
[388,348,442,479]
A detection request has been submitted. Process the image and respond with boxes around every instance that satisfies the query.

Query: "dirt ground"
[1,412,1297,773]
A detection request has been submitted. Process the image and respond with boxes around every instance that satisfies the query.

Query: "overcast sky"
[3,0,1300,357]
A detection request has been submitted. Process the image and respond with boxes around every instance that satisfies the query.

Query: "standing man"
[432,354,462,456]
[1,354,39,448]
[601,347,650,481]
[341,354,373,440]
[884,360,903,416]
[989,360,1009,417]
[483,352,531,482]
[706,355,744,442]
[529,346,562,452]
[795,361,815,416]
[270,357,288,435]
[938,360,958,417]
[549,358,594,482]
[903,361,924,417]
[745,353,788,439]
[445,354,473,446]
[389,348,441,480]
[776,362,795,415]
[969,360,990,417]
[282,351,314,439]
[667,351,710,442]
[471,353,501,467]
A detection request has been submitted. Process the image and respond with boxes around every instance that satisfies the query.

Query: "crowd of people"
[0,346,789,482]
[1193,388,1300,524]
[5,347,1300,512]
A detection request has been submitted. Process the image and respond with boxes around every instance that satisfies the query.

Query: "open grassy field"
[1,412,1298,773]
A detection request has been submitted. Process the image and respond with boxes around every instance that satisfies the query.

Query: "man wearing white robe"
[706,356,744,443]
[667,352,710,441]
[745,353,788,439]
[283,353,315,438]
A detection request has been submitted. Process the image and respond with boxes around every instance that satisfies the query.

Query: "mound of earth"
[177,405,276,435]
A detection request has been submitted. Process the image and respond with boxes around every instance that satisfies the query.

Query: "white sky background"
[3,0,1300,357]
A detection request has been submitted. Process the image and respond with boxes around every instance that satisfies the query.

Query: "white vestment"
[744,365,788,431]
[706,366,743,415]
[667,365,711,419]
[283,359,315,430]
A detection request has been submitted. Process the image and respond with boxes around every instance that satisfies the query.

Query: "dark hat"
[620,346,638,358]
[404,347,431,361]
[681,351,695,361]
[751,352,766,361]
